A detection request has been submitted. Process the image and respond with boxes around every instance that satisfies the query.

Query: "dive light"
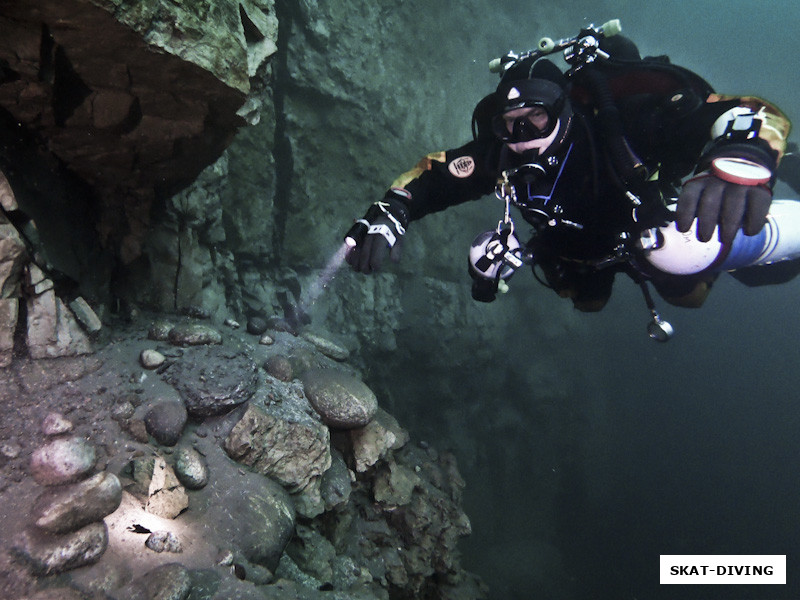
[344,219,369,248]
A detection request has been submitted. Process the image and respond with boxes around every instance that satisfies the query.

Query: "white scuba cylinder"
[469,229,523,280]
[641,200,800,275]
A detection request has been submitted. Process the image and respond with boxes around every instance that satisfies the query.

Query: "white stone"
[139,348,166,369]
[41,412,73,436]
[145,457,188,519]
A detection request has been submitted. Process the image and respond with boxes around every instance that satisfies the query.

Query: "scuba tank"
[639,200,800,275]
[468,226,526,302]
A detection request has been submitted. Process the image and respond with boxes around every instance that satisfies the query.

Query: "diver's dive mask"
[492,78,567,144]
[492,102,563,143]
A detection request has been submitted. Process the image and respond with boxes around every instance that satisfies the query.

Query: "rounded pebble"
[264,355,293,382]
[30,436,97,486]
[13,521,108,575]
[141,563,191,599]
[1,440,21,459]
[147,320,174,341]
[42,412,73,436]
[33,472,123,534]
[167,323,222,346]
[145,530,183,553]
[302,332,350,362]
[139,349,166,369]
[174,446,209,489]
[247,316,268,336]
[144,401,188,446]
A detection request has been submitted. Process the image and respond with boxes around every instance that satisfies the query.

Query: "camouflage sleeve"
[382,139,498,221]
[702,94,791,172]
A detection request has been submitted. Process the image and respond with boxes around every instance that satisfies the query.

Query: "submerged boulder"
[302,368,378,429]
[224,401,331,501]
[348,408,410,472]
[180,466,296,572]
[162,345,259,417]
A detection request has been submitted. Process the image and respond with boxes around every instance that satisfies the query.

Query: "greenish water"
[394,2,800,598]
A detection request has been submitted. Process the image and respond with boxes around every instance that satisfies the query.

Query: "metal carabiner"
[494,173,518,234]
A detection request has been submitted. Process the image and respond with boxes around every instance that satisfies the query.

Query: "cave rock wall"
[0,0,277,269]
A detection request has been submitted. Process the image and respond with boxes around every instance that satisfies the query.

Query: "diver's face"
[501,106,550,136]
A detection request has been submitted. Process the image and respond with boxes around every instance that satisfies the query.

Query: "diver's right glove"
[345,195,410,274]
[675,157,773,246]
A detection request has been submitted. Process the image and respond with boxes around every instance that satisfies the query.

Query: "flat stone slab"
[162,345,259,417]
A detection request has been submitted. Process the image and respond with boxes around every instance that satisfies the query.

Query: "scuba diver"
[343,20,797,340]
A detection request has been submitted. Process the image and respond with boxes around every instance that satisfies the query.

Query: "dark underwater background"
[385,1,800,598]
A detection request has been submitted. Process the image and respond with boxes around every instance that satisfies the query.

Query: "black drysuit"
[380,59,789,310]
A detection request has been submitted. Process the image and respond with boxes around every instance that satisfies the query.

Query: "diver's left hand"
[346,214,404,274]
[675,172,772,246]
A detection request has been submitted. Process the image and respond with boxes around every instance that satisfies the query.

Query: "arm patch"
[447,156,476,178]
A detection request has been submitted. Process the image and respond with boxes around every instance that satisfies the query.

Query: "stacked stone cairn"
[13,415,122,577]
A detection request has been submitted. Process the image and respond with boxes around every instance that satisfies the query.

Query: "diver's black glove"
[676,162,772,246]
[345,197,409,274]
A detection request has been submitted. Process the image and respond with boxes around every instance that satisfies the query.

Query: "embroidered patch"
[448,156,475,178]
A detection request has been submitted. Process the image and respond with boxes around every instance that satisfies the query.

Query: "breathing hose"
[578,67,648,186]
